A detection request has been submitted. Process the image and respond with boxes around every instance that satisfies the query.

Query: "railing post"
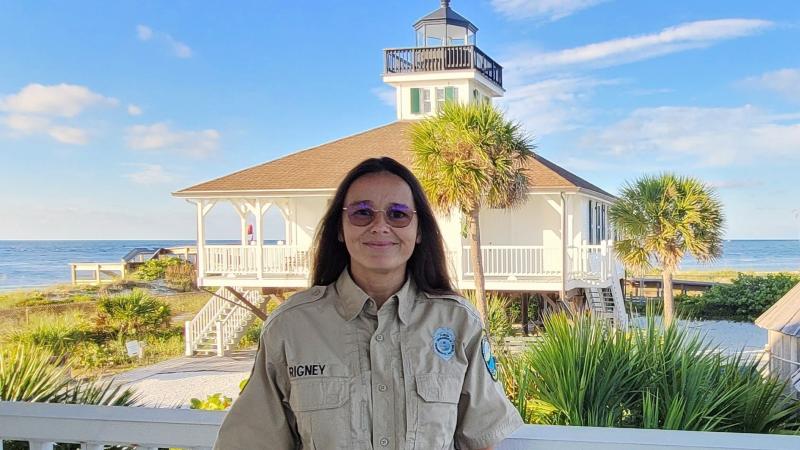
[185,321,193,356]
[216,321,225,357]
[29,441,55,450]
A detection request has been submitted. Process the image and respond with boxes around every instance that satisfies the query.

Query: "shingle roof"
[175,121,615,198]
[755,280,800,337]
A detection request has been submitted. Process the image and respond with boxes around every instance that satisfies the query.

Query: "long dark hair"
[310,157,455,295]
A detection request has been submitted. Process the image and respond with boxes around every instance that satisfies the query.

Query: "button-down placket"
[370,296,401,450]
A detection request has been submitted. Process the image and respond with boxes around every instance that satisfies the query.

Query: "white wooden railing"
[2,402,798,450]
[462,246,561,277]
[201,243,618,283]
[184,287,262,356]
[567,241,615,281]
[203,245,309,276]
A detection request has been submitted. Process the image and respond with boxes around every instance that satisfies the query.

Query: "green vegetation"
[610,174,725,326]
[6,313,91,355]
[497,312,800,433]
[464,290,514,345]
[678,273,800,321]
[96,289,171,341]
[133,257,183,281]
[411,101,534,331]
[190,393,232,410]
[164,260,196,291]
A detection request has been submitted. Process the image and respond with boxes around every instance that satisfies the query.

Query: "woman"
[214,157,522,450]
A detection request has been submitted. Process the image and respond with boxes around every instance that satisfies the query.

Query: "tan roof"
[755,280,800,336]
[175,121,614,198]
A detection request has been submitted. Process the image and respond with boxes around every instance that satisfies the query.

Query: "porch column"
[256,199,264,279]
[193,199,216,286]
[560,192,567,303]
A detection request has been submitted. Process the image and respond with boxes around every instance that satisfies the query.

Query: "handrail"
[384,45,503,87]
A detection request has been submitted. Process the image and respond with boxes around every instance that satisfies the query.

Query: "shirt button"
[379,437,389,447]
[375,334,384,342]
[378,384,387,392]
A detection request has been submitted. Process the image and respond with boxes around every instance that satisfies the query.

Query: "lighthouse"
[383,0,504,120]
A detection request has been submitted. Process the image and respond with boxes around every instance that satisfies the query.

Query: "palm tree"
[609,174,724,326]
[411,102,534,329]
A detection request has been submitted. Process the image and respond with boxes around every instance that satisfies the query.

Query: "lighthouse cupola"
[383,1,504,121]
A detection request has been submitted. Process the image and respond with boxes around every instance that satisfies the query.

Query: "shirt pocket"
[414,372,462,450]
[289,377,352,450]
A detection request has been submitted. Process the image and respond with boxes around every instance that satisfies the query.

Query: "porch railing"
[203,245,309,276]
[462,245,561,277]
[2,402,798,449]
[384,45,503,87]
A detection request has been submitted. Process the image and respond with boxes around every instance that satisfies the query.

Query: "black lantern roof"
[414,0,477,33]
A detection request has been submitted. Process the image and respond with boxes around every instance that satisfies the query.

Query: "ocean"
[0,239,798,291]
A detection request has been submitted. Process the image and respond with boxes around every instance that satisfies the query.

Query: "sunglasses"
[343,202,417,228]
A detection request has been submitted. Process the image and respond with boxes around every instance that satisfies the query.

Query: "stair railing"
[185,287,230,356]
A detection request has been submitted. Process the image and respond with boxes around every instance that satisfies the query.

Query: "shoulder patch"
[481,336,498,381]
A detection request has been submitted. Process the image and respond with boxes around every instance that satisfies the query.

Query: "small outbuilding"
[755,280,800,390]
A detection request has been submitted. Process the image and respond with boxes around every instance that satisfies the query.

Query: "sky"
[1,0,799,240]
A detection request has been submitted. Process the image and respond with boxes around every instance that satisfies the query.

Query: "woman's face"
[342,171,420,283]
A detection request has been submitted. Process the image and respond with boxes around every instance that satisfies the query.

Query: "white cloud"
[491,0,607,21]
[127,104,143,116]
[125,164,175,185]
[582,105,800,167]
[126,122,220,158]
[709,179,764,190]
[499,76,616,135]
[136,25,153,41]
[740,68,800,103]
[0,83,117,118]
[3,114,50,134]
[47,126,89,145]
[371,87,396,107]
[2,114,88,145]
[505,19,773,75]
[137,24,193,59]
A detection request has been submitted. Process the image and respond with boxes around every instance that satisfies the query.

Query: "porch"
[197,241,620,291]
[1,401,795,449]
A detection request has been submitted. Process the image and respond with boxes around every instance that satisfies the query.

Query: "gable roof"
[755,280,800,336]
[174,121,615,199]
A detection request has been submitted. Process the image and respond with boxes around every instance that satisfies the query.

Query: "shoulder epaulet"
[422,291,482,323]
[265,285,328,328]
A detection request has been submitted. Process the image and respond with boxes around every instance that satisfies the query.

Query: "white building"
[174,0,627,356]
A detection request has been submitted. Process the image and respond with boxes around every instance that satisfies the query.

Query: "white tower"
[383,0,504,121]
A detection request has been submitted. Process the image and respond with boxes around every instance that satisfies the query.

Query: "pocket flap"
[415,373,462,404]
[289,377,350,412]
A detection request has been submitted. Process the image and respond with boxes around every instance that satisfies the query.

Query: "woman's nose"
[369,212,391,233]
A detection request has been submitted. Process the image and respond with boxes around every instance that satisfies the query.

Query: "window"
[436,87,458,111]
[422,89,432,113]
[472,89,480,102]
[410,88,432,114]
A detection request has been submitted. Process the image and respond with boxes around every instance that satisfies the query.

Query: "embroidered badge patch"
[433,327,456,360]
[481,336,498,381]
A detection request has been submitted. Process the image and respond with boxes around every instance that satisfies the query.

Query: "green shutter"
[410,88,420,114]
[445,86,456,103]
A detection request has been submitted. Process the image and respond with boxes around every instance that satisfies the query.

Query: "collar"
[333,268,414,325]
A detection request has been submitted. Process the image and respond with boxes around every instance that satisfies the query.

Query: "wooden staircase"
[184,287,266,356]
[585,264,629,329]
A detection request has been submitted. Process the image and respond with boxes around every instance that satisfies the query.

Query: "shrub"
[499,312,800,433]
[0,344,136,405]
[96,289,171,340]
[164,260,196,291]
[133,257,182,281]
[464,291,514,344]
[190,393,232,410]
[6,314,90,355]
[237,320,263,349]
[678,273,800,321]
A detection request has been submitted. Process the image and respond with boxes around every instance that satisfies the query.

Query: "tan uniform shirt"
[214,269,523,450]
